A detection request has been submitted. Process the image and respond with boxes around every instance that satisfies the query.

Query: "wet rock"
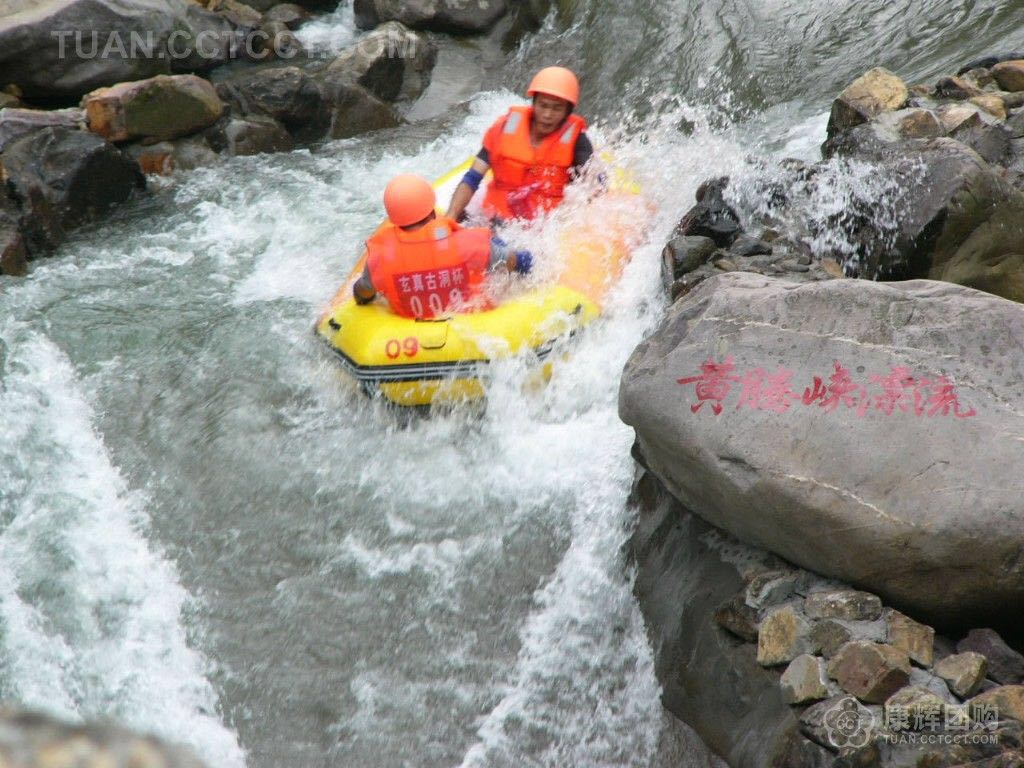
[951,120,1015,166]
[322,22,437,103]
[805,590,882,622]
[205,114,293,155]
[800,695,882,752]
[0,93,19,109]
[884,685,950,729]
[263,3,310,29]
[887,108,944,139]
[0,196,27,276]
[958,630,1024,685]
[936,76,984,100]
[127,135,219,173]
[322,80,401,140]
[885,609,934,667]
[669,272,707,302]
[216,66,329,142]
[0,708,208,768]
[828,641,911,704]
[781,654,830,704]
[207,0,262,29]
[620,273,1024,626]
[714,593,759,642]
[0,107,85,152]
[812,620,854,659]
[661,235,716,290]
[714,257,739,272]
[993,61,1024,92]
[826,67,908,140]
[1,126,144,254]
[674,177,742,247]
[353,0,510,34]
[83,75,224,143]
[936,652,989,698]
[0,0,238,99]
[781,259,810,273]
[758,604,814,667]
[909,667,959,703]
[972,94,1009,120]
[970,685,1024,723]
[937,103,986,133]
[730,234,773,257]
[630,472,809,767]
[744,569,799,609]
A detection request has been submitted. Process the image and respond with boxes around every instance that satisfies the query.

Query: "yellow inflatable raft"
[315,158,644,406]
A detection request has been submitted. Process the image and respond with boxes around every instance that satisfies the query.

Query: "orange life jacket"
[366,216,493,319]
[482,106,587,220]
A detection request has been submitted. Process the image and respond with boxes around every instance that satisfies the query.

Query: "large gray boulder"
[322,21,436,103]
[215,65,329,142]
[0,0,237,100]
[2,126,144,253]
[620,272,1024,628]
[816,136,1024,303]
[353,0,509,34]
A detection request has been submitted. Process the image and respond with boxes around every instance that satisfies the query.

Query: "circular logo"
[823,696,876,750]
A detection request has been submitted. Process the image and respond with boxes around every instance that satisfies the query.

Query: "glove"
[513,250,533,275]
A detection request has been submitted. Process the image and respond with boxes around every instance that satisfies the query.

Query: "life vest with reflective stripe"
[366,216,493,319]
[482,106,587,220]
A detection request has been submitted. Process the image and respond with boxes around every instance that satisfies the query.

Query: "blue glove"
[513,250,533,274]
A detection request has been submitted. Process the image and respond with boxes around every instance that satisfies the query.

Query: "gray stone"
[884,685,950,730]
[908,667,959,703]
[958,629,1024,685]
[758,604,814,667]
[208,115,293,156]
[661,235,716,291]
[805,590,882,622]
[619,273,1024,625]
[0,708,208,767]
[744,569,798,610]
[713,593,759,643]
[630,471,812,768]
[0,107,85,151]
[935,652,988,698]
[82,75,224,143]
[781,654,830,704]
[827,641,911,704]
[0,195,27,276]
[216,66,329,143]
[885,609,934,667]
[322,21,437,103]
[322,81,402,140]
[826,67,908,140]
[353,0,509,33]
[0,0,238,99]
[2,126,143,255]
[262,3,310,29]
[811,620,853,659]
[730,234,773,257]
[800,695,882,753]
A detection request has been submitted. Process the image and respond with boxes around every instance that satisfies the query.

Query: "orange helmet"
[383,174,436,227]
[526,66,579,107]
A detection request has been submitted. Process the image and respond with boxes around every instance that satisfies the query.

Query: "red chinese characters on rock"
[676,357,977,418]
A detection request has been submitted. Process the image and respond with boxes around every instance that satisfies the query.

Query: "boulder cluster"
[631,471,1024,768]
[628,53,1024,768]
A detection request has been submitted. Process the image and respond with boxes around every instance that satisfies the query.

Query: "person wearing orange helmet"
[353,174,532,319]
[446,66,594,223]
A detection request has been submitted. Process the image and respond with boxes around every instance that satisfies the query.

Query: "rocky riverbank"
[625,54,1024,767]
[0,0,565,276]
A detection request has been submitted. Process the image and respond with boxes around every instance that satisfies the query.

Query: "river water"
[2,1,1024,766]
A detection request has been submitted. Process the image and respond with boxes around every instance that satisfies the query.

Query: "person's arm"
[446,155,490,222]
[353,265,376,304]
[488,236,532,274]
[570,131,608,190]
